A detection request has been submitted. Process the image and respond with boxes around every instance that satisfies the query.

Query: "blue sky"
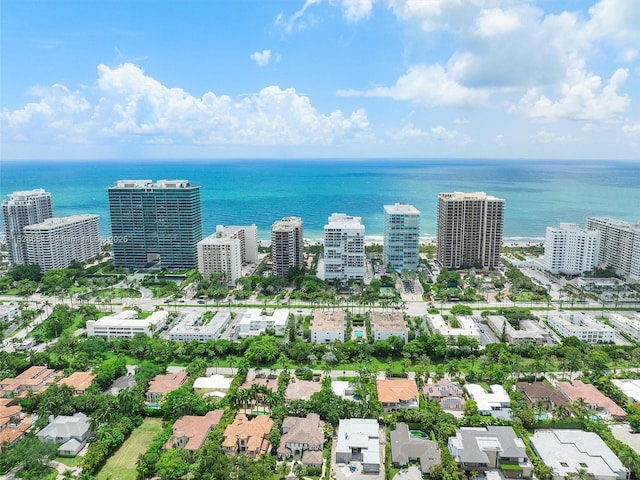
[1,0,639,160]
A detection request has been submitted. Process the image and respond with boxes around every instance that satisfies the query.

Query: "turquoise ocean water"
[1,159,639,242]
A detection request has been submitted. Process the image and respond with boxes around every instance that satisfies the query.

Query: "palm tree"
[566,468,595,480]
[573,397,589,417]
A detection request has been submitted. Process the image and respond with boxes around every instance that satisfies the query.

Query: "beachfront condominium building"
[23,215,100,272]
[2,189,53,265]
[322,213,366,283]
[383,203,420,272]
[437,192,504,269]
[544,223,600,275]
[586,216,640,282]
[108,180,202,269]
[197,225,258,287]
[271,216,304,277]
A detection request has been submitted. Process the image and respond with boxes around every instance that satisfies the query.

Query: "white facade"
[544,223,600,275]
[486,316,548,345]
[167,311,231,342]
[322,213,365,282]
[547,311,615,343]
[23,215,100,272]
[383,203,420,272]
[465,384,511,415]
[0,305,21,323]
[427,314,481,341]
[237,309,289,337]
[586,216,640,281]
[371,311,409,342]
[310,311,346,343]
[2,189,53,265]
[197,225,258,286]
[271,217,304,277]
[335,419,380,473]
[86,310,168,339]
[608,313,640,341]
[531,430,627,480]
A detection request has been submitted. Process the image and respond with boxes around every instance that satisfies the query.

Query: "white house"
[36,412,92,457]
[237,309,289,337]
[335,419,381,473]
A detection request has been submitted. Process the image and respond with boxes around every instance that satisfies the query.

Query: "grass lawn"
[96,417,163,480]
[55,455,82,467]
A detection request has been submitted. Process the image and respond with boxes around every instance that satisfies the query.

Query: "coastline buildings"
[321,213,366,283]
[108,179,202,269]
[546,311,615,344]
[23,215,100,271]
[197,225,258,286]
[383,203,420,272]
[271,216,304,277]
[437,192,504,269]
[543,223,600,275]
[2,189,53,265]
[86,310,168,339]
[586,217,640,281]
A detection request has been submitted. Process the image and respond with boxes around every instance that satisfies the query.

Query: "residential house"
[165,409,224,454]
[391,422,441,474]
[0,365,57,398]
[448,426,533,478]
[277,414,325,467]
[531,429,627,480]
[516,382,570,412]
[377,378,419,413]
[193,374,232,398]
[36,412,92,457]
[423,379,466,412]
[335,418,381,473]
[146,371,188,404]
[285,380,322,401]
[0,398,32,452]
[465,384,511,419]
[57,372,95,395]
[222,413,274,459]
[555,380,627,421]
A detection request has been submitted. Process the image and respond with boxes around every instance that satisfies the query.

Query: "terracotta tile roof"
[147,372,188,396]
[222,413,274,458]
[240,375,279,393]
[57,372,95,393]
[377,379,419,404]
[167,409,224,451]
[0,366,57,397]
[555,380,626,419]
[0,419,32,450]
[285,380,322,401]
[278,414,325,456]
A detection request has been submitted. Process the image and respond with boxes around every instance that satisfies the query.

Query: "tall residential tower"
[543,223,600,275]
[198,225,258,286]
[383,203,420,272]
[271,216,304,277]
[322,213,365,282]
[586,217,640,282]
[2,189,53,265]
[437,192,504,269]
[108,180,202,269]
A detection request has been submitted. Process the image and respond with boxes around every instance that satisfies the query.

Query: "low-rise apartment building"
[237,309,289,337]
[609,313,640,341]
[427,314,481,341]
[486,315,548,345]
[0,305,20,324]
[371,311,409,343]
[167,311,231,342]
[546,311,615,344]
[87,310,168,339]
[310,311,346,344]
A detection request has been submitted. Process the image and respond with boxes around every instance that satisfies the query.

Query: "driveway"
[393,466,422,480]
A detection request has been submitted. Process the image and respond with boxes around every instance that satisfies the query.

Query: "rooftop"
[555,380,626,419]
[285,379,322,401]
[167,409,224,451]
[57,372,95,393]
[371,311,408,333]
[148,371,188,396]
[377,378,419,404]
[311,311,346,331]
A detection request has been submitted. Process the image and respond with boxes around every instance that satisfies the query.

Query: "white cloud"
[338,64,488,108]
[533,129,576,144]
[586,0,640,43]
[475,8,522,37]
[430,125,458,140]
[250,50,275,67]
[516,67,630,121]
[275,0,321,34]
[339,0,376,23]
[1,63,370,146]
[388,123,428,140]
[622,124,640,137]
[453,118,470,124]
[496,133,505,144]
